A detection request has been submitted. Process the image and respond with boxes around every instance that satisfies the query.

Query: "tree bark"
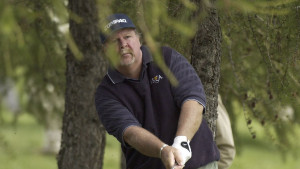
[57,0,107,168]
[191,0,221,138]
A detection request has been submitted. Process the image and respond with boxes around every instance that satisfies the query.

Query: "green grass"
[0,113,57,169]
[231,145,299,169]
[230,112,300,169]
[0,111,299,169]
[103,134,121,169]
[230,131,300,169]
[0,112,122,169]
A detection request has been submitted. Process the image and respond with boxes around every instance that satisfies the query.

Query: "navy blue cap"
[100,13,136,44]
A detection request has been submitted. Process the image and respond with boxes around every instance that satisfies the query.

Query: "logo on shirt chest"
[150,75,163,84]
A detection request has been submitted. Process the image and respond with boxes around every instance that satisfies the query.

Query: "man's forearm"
[123,125,165,158]
[176,100,203,141]
[123,126,185,169]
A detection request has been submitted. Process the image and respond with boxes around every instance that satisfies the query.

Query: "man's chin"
[120,58,135,66]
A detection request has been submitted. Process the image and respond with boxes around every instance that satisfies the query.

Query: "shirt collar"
[107,45,153,84]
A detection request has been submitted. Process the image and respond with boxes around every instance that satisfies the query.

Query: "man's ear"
[134,29,143,45]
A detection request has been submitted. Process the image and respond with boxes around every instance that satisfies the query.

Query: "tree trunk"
[57,0,107,168]
[191,0,221,138]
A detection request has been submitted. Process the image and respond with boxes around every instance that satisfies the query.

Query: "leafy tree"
[0,0,67,125]
[217,0,300,155]
[0,0,68,154]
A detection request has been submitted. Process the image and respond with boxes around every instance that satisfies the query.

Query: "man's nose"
[119,39,128,48]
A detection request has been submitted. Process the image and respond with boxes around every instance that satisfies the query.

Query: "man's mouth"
[121,50,132,56]
[121,53,131,57]
[121,48,131,54]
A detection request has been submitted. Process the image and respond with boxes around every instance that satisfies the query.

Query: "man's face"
[106,28,142,67]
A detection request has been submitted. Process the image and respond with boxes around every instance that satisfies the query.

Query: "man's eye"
[125,36,131,39]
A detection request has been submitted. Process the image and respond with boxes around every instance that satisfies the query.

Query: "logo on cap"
[104,19,127,31]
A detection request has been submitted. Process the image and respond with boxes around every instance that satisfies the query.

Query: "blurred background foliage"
[0,0,67,124]
[0,0,67,155]
[0,0,299,168]
[217,0,300,156]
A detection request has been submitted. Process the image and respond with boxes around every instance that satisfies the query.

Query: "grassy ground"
[230,125,300,169]
[0,113,57,169]
[0,112,299,169]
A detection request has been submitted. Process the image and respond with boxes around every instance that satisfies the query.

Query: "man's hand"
[160,145,185,169]
[172,136,192,165]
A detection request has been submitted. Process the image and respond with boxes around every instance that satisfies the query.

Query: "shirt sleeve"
[169,49,206,110]
[95,96,141,147]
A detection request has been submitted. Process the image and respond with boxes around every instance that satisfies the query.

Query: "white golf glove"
[172,136,192,165]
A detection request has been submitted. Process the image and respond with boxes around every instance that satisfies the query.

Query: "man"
[95,13,219,169]
[216,95,236,169]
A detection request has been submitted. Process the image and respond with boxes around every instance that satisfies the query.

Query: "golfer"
[95,13,219,169]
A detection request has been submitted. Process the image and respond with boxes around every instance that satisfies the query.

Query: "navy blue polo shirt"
[95,46,219,169]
